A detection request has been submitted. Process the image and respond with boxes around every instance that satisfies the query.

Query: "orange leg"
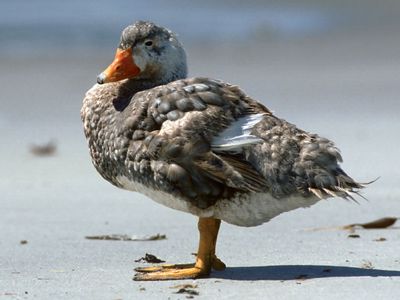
[134,217,226,281]
[210,219,226,271]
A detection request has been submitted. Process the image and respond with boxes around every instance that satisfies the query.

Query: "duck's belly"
[116,176,320,227]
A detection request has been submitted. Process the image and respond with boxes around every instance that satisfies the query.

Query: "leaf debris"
[175,288,199,296]
[171,284,199,298]
[347,234,360,238]
[343,217,398,230]
[170,284,198,289]
[85,233,166,241]
[29,140,57,156]
[135,253,165,263]
[308,217,398,231]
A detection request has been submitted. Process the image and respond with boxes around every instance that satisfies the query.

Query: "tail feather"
[307,170,371,203]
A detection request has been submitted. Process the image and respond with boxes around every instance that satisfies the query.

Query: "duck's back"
[82,77,362,226]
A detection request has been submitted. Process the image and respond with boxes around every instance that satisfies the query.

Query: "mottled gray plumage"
[81,21,363,225]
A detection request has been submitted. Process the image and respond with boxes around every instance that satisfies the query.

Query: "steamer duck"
[81,21,363,280]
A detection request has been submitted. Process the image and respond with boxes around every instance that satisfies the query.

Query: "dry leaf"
[170,284,198,289]
[29,140,57,156]
[174,288,199,296]
[347,234,360,238]
[85,233,166,241]
[135,253,165,263]
[343,217,398,230]
[308,217,398,232]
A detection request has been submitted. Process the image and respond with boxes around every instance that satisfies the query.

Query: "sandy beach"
[1,1,400,299]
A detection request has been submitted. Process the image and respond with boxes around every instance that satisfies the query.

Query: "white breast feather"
[116,175,319,227]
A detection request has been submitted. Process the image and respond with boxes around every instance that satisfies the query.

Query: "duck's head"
[97,21,188,85]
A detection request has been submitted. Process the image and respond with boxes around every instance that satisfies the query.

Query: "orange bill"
[97,48,141,84]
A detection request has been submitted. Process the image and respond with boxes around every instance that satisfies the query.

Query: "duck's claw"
[133,218,226,281]
[134,263,195,273]
[133,265,207,281]
[211,255,226,271]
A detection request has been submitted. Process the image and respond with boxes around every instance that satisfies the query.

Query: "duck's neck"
[122,70,187,95]
[112,72,186,110]
[122,78,164,94]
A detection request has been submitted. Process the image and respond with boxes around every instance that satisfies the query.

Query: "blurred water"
[0,0,363,54]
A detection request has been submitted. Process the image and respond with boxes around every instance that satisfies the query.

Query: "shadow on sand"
[212,265,400,281]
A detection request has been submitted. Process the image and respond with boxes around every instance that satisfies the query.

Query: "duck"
[81,21,364,281]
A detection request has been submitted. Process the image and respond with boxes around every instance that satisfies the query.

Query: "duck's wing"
[125,77,271,208]
[244,113,364,201]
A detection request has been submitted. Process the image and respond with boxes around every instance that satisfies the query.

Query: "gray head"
[97,21,188,85]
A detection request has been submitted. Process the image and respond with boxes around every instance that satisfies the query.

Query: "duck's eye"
[144,40,153,47]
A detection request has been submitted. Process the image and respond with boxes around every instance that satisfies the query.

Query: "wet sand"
[1,30,400,299]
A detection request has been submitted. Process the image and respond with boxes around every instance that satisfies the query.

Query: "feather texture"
[211,113,266,153]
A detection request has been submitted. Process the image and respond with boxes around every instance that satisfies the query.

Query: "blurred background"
[1,0,400,297]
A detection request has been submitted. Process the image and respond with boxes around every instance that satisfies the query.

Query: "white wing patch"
[211,113,265,153]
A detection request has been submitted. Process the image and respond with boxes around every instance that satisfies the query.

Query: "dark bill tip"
[97,73,106,84]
